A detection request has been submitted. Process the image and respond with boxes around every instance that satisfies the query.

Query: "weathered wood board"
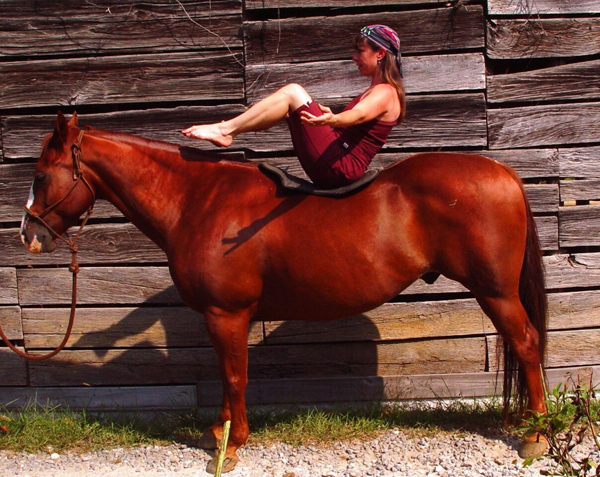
[548,291,600,331]
[559,206,600,247]
[244,6,484,65]
[247,53,485,102]
[0,1,243,57]
[0,163,34,219]
[487,59,600,104]
[0,385,198,411]
[544,253,600,290]
[0,349,28,385]
[18,267,182,307]
[2,94,488,157]
[0,268,18,305]
[5,366,598,410]
[488,0,600,16]
[0,52,244,110]
[560,146,600,179]
[1,106,247,160]
[28,337,487,386]
[245,0,449,8]
[199,366,600,406]
[487,18,600,59]
[1,223,165,267]
[264,290,600,346]
[481,149,559,179]
[226,94,488,152]
[489,329,600,370]
[488,103,600,149]
[560,180,600,202]
[0,306,22,339]
[23,307,265,349]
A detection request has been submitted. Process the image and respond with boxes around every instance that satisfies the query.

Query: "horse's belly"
[254,268,419,322]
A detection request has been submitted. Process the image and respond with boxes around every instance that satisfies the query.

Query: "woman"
[182,24,405,189]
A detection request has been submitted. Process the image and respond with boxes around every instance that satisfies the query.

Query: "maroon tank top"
[336,94,396,169]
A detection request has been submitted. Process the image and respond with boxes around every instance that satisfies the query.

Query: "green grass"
[0,403,168,453]
[0,399,506,454]
[248,399,505,446]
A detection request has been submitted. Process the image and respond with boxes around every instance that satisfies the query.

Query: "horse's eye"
[34,172,48,183]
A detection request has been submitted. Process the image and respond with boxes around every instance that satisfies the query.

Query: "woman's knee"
[279,83,311,109]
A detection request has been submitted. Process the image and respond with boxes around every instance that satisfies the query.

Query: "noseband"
[0,129,95,360]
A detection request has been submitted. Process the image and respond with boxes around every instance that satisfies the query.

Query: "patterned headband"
[360,25,403,78]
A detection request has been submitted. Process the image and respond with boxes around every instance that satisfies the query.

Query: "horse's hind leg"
[475,294,547,458]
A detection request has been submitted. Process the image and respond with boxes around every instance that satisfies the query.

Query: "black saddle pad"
[259,163,380,197]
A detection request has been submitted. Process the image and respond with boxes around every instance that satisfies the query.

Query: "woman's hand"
[300,104,337,127]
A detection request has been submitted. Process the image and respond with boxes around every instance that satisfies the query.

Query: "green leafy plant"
[521,374,599,476]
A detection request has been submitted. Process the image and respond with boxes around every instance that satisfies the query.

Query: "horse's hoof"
[206,455,239,474]
[519,437,547,459]
[197,429,219,450]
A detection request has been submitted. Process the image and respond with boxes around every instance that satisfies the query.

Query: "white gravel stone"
[0,429,597,476]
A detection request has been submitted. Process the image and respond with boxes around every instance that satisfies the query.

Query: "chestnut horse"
[20,112,548,473]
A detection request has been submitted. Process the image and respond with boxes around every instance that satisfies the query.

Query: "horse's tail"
[501,164,548,416]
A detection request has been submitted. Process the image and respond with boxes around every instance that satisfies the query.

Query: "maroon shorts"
[286,101,364,188]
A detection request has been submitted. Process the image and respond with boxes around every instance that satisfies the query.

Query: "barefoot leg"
[182,83,312,146]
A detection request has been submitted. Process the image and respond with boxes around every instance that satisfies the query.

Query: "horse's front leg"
[200,306,252,474]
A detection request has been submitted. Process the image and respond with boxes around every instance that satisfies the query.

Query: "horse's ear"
[54,111,69,143]
[68,111,78,127]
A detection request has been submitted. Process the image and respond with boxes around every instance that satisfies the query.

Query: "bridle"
[0,129,95,360]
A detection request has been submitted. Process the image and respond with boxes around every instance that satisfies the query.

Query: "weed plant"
[521,376,600,476]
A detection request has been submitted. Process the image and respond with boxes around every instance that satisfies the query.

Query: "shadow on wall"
[28,286,384,407]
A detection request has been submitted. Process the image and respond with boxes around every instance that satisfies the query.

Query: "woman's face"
[352,43,384,76]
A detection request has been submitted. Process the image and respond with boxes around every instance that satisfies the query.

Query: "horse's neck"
[84,133,202,250]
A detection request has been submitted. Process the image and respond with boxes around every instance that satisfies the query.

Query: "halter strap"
[0,129,94,360]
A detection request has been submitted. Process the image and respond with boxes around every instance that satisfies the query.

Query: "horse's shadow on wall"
[67,286,386,407]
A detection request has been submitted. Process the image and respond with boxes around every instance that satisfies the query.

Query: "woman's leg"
[181,83,312,147]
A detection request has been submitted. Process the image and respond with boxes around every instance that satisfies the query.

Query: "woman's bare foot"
[181,123,233,147]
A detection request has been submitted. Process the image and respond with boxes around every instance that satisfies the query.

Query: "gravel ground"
[2,429,598,477]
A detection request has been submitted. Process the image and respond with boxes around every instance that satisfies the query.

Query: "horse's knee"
[508,324,541,364]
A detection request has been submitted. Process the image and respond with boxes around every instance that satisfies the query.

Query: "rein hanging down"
[0,130,94,360]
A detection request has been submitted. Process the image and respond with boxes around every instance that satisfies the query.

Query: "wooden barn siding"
[0,0,599,410]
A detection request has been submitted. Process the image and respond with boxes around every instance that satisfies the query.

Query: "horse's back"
[381,152,525,216]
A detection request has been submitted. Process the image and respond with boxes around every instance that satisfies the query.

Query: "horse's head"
[20,112,95,253]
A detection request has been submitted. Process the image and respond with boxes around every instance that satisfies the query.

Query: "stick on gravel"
[215,420,231,477]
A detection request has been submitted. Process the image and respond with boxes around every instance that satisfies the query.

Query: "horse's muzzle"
[20,216,57,253]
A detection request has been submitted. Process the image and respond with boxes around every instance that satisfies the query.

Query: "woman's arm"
[300,84,396,127]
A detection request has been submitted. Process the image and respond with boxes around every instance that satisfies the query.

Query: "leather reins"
[0,129,95,360]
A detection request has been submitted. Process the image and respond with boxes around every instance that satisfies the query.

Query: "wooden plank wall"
[0,0,599,411]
